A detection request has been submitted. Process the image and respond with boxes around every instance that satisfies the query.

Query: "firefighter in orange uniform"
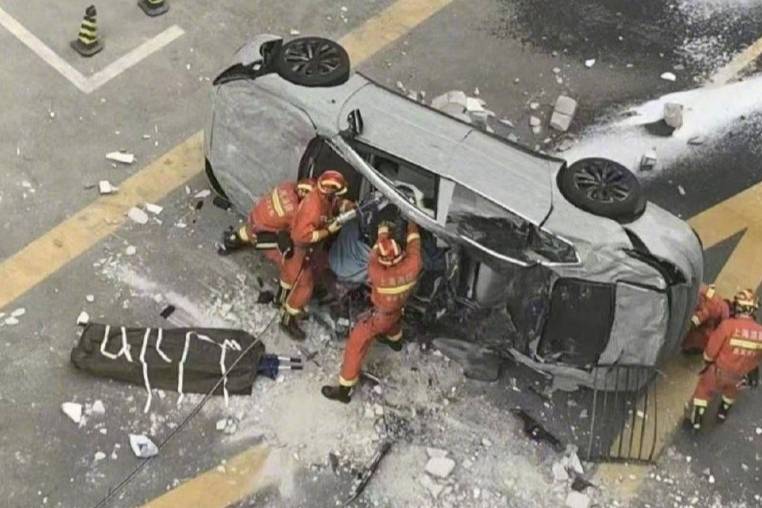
[681,284,731,354]
[686,289,762,430]
[322,221,423,403]
[219,178,315,264]
[280,170,353,340]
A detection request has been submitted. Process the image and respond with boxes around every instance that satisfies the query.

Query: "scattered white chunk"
[127,207,149,225]
[125,245,137,256]
[194,189,211,199]
[129,434,159,458]
[145,203,163,215]
[91,400,106,415]
[565,491,591,508]
[4,317,19,326]
[106,152,135,165]
[86,294,95,303]
[98,180,117,195]
[660,72,677,82]
[11,308,25,318]
[77,311,90,325]
[585,59,596,68]
[425,457,456,479]
[62,402,83,424]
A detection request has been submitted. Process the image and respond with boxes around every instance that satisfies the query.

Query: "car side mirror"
[343,109,364,138]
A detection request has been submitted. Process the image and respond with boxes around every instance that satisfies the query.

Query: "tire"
[274,37,350,87]
[205,158,228,199]
[557,158,646,222]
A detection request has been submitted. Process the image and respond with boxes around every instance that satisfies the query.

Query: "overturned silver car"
[204,35,703,388]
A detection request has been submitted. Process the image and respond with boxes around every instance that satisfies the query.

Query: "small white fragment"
[91,400,105,415]
[145,203,163,215]
[94,451,106,462]
[194,189,211,199]
[473,87,480,96]
[289,29,300,35]
[585,59,596,68]
[529,116,542,127]
[552,67,561,74]
[98,180,116,195]
[640,149,658,171]
[106,152,135,165]
[660,72,677,82]
[125,245,137,256]
[77,311,90,326]
[678,185,686,196]
[708,475,715,484]
[86,294,95,303]
[62,402,83,424]
[756,427,762,435]
[565,491,591,508]
[129,434,159,458]
[127,207,149,225]
[425,457,456,479]
[11,308,25,318]
[5,317,19,326]
[21,181,33,189]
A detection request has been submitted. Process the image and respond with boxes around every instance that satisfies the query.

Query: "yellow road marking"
[141,446,271,508]
[595,179,762,498]
[0,132,203,310]
[709,36,762,86]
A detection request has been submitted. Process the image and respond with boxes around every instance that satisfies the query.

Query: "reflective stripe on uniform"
[279,280,292,290]
[722,395,735,404]
[705,287,716,299]
[693,398,708,407]
[339,375,358,387]
[407,233,420,243]
[387,330,403,341]
[376,279,417,295]
[271,188,285,217]
[284,302,301,316]
[729,338,762,350]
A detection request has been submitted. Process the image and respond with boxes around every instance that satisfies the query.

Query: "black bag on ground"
[71,323,266,396]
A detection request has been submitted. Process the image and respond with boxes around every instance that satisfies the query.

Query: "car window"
[445,183,578,264]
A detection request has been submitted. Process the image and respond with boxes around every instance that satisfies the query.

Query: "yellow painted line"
[0,132,203,310]
[141,445,272,508]
[709,35,762,86]
[596,179,762,498]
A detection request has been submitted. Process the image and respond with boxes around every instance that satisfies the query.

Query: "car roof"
[249,68,564,224]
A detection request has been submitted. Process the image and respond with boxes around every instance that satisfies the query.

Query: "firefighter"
[321,221,423,403]
[681,284,731,354]
[279,170,353,341]
[686,289,762,430]
[219,178,316,263]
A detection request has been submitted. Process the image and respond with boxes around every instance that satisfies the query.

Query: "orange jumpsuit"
[682,285,731,352]
[339,224,422,386]
[246,181,301,264]
[692,316,762,408]
[281,190,353,315]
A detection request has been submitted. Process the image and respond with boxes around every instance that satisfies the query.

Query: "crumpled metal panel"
[599,283,668,366]
[209,82,315,213]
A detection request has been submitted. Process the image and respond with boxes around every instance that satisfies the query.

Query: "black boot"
[218,226,247,255]
[280,313,306,341]
[377,336,403,352]
[321,385,352,403]
[717,399,733,423]
[684,403,705,431]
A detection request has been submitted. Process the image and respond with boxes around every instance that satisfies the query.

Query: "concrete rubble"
[127,207,149,225]
[640,148,658,171]
[425,456,456,479]
[430,89,497,131]
[76,311,90,325]
[565,491,591,508]
[663,103,683,129]
[98,180,117,195]
[660,72,677,82]
[61,402,83,424]
[550,95,578,132]
[105,151,135,165]
[129,434,159,458]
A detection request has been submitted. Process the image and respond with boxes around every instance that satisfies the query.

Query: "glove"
[327,221,342,234]
[747,367,759,388]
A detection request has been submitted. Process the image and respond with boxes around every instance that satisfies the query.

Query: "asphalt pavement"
[1,0,762,507]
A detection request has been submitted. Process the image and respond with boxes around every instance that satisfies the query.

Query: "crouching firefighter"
[681,284,731,354]
[279,170,354,340]
[322,222,423,403]
[218,178,315,262]
[685,289,762,430]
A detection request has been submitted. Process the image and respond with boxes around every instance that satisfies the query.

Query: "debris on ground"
[555,135,577,152]
[129,434,159,458]
[550,95,578,132]
[106,151,135,165]
[565,491,591,508]
[61,402,83,424]
[584,59,596,68]
[663,102,683,129]
[343,440,392,505]
[640,148,658,171]
[425,455,456,479]
[215,416,239,435]
[90,400,106,415]
[127,207,149,225]
[98,180,117,195]
[660,72,677,82]
[86,294,95,303]
[511,408,563,451]
[194,189,211,199]
[125,245,137,256]
[160,305,176,319]
[430,90,497,130]
[77,311,90,326]
[145,203,163,215]
[93,451,106,462]
[678,185,686,196]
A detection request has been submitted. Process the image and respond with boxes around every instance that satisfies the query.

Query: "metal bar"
[614,366,623,460]
[649,374,659,462]
[600,367,610,459]
[638,368,649,461]
[626,367,638,459]
[587,366,600,461]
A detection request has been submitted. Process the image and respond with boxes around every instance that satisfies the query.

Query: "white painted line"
[0,5,184,94]
[0,5,90,92]
[88,25,185,91]
[709,36,762,86]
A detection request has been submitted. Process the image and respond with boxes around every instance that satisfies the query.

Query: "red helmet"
[296,178,315,198]
[317,170,347,195]
[375,234,403,266]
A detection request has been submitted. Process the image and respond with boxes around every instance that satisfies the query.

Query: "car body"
[205,35,703,389]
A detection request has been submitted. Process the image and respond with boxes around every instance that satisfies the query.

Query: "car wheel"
[274,37,350,87]
[557,158,646,222]
[205,158,228,199]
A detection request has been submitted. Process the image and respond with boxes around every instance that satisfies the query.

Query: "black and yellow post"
[138,0,170,17]
[70,5,103,57]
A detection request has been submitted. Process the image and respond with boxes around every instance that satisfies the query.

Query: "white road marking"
[0,5,183,94]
